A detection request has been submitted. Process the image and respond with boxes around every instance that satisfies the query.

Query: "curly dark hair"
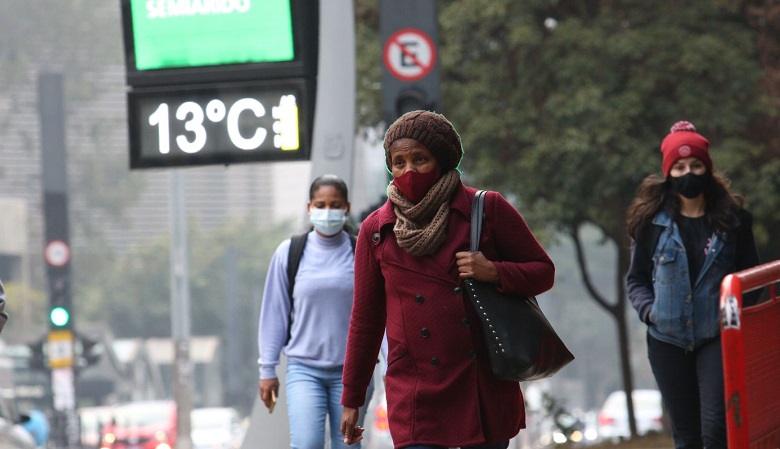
[626,170,745,240]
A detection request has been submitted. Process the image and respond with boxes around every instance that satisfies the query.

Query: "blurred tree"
[2,282,48,342]
[741,0,780,258]
[355,0,384,126]
[85,216,289,413]
[355,0,776,437]
[91,218,289,338]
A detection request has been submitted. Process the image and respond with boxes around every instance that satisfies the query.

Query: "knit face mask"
[309,208,347,236]
[393,169,441,203]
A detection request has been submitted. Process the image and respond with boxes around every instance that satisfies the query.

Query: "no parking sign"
[45,240,71,267]
[384,28,436,82]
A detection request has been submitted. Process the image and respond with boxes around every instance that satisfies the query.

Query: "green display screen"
[130,0,295,71]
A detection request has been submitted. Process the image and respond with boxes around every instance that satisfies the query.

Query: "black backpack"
[284,231,357,344]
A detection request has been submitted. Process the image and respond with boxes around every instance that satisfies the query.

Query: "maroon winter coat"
[341,184,555,448]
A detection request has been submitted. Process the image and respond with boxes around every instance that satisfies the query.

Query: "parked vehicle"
[79,405,116,449]
[99,400,176,449]
[597,389,663,440]
[190,407,245,449]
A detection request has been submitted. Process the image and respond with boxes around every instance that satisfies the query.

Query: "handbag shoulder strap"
[470,190,487,252]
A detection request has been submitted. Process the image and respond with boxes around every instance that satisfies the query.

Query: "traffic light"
[50,305,70,328]
[76,333,103,370]
[27,337,47,371]
[48,272,72,329]
[380,0,441,125]
[395,88,433,118]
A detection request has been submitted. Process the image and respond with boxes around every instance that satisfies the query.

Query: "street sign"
[44,240,71,267]
[48,330,75,369]
[384,28,436,82]
[51,367,75,410]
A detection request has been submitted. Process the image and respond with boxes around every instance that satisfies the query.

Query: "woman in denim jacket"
[626,121,759,449]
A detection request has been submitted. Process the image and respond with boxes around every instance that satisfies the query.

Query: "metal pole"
[38,71,79,449]
[308,0,356,188]
[170,170,193,449]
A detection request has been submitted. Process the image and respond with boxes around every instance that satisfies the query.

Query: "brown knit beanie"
[384,110,463,172]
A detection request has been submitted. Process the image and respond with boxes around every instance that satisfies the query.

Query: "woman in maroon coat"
[340,110,555,449]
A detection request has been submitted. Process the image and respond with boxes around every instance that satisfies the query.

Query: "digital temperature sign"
[119,0,319,169]
[128,80,310,168]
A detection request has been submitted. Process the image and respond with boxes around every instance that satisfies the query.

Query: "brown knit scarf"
[388,169,461,256]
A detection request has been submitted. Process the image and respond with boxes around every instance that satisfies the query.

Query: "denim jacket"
[632,210,738,351]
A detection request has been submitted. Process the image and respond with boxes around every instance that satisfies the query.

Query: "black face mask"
[670,172,707,199]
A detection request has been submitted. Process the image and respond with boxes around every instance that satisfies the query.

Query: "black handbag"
[464,190,574,381]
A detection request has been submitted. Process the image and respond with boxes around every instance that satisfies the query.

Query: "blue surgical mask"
[309,208,347,236]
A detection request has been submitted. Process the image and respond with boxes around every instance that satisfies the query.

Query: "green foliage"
[438,0,770,245]
[1,282,48,343]
[83,218,290,339]
[355,0,383,125]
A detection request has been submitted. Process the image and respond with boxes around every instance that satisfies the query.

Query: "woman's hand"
[340,406,364,445]
[258,378,279,412]
[455,251,499,283]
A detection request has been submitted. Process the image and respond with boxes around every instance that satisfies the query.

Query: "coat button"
[461,318,471,327]
[372,232,380,243]
[415,294,424,304]
[453,286,462,295]
[430,357,440,367]
[421,328,430,338]
[467,350,476,360]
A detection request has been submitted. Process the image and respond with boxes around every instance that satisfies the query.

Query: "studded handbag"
[464,190,574,381]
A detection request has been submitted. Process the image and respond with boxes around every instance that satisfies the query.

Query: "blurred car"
[190,407,245,449]
[79,405,116,449]
[363,388,392,449]
[549,412,595,446]
[99,400,176,449]
[0,389,36,449]
[597,389,663,440]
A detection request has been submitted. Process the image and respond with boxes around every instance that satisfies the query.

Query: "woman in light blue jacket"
[258,175,373,449]
[626,121,759,449]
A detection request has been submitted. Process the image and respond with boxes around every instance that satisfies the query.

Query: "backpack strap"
[284,230,357,345]
[287,232,310,301]
[285,232,309,345]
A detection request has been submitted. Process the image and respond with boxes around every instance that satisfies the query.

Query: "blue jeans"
[402,443,509,449]
[286,360,374,449]
[647,333,726,449]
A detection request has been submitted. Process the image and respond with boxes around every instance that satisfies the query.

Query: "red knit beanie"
[660,121,712,177]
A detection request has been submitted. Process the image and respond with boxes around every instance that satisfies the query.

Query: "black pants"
[647,333,726,449]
